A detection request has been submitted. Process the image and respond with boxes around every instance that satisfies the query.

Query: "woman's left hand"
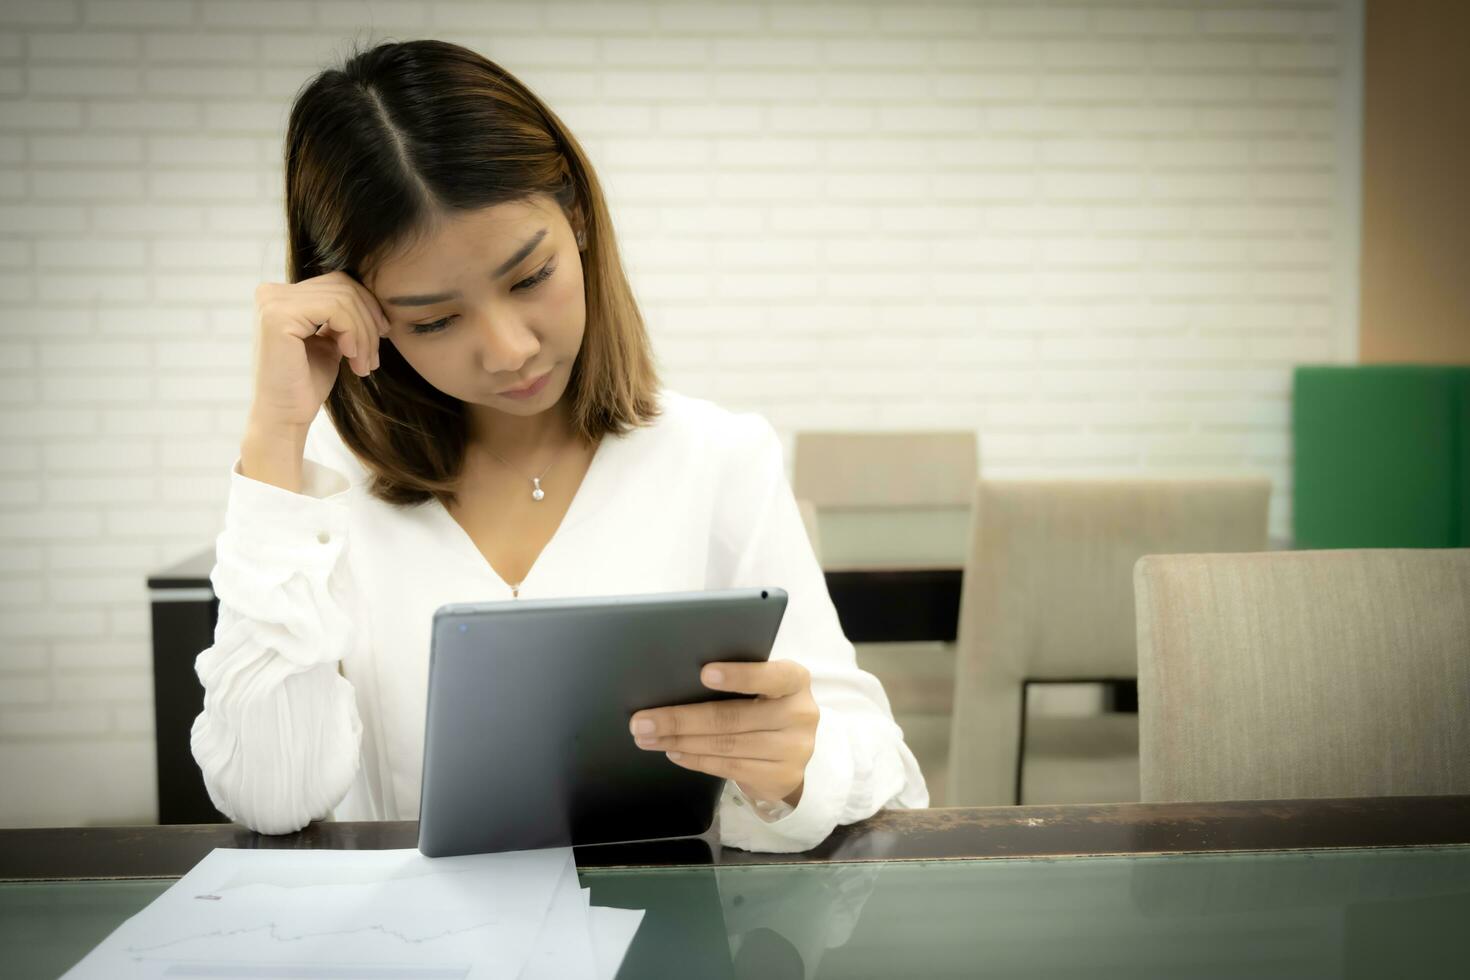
[629,660,819,808]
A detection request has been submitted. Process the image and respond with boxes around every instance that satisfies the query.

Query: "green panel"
[1292,365,1468,549]
[1456,370,1470,546]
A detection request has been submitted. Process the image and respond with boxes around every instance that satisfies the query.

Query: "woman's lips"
[498,370,552,400]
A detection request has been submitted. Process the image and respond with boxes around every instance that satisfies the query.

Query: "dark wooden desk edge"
[3,796,1467,882]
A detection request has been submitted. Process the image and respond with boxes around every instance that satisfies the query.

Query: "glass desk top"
[7,845,1468,980]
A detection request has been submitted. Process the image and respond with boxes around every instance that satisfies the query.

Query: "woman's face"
[365,194,587,418]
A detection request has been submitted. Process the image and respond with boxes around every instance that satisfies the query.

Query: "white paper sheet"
[512,872,645,979]
[589,902,646,980]
[515,859,596,980]
[60,846,639,980]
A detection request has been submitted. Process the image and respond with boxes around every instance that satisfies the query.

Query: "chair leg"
[1104,681,1138,713]
[1014,680,1029,805]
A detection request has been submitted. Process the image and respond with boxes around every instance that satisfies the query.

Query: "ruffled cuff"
[227,455,351,523]
[221,455,352,556]
[210,456,357,666]
[717,707,853,854]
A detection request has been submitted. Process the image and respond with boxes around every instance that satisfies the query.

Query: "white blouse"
[190,388,928,853]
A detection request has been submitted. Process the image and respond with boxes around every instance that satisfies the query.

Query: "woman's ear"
[570,205,588,251]
[554,174,587,252]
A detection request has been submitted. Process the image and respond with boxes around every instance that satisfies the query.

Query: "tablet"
[417,587,789,857]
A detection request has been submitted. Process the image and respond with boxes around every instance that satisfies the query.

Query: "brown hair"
[283,38,660,508]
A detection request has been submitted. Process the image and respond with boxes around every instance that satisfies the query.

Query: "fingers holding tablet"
[699,659,810,698]
[629,658,820,808]
[635,729,790,761]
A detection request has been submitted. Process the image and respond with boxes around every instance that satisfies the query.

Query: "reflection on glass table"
[7,845,1466,980]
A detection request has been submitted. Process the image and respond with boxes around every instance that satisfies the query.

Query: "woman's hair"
[283,38,660,508]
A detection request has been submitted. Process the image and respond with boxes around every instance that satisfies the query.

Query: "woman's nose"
[476,315,540,374]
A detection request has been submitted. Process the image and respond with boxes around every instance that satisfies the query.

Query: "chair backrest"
[948,477,1272,806]
[1135,548,1470,803]
[793,431,978,509]
[792,431,978,568]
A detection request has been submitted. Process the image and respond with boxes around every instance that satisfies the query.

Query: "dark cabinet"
[148,548,228,824]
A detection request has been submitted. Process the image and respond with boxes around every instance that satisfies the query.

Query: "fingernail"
[666,751,684,761]
[635,735,658,748]
[631,718,655,735]
[703,668,723,685]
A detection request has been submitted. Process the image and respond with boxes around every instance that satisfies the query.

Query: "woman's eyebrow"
[383,228,548,307]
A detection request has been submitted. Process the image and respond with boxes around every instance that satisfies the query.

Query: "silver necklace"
[479,440,568,502]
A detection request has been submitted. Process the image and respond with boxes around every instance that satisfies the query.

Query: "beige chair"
[1135,548,1470,803]
[948,478,1271,807]
[793,431,978,569]
[793,431,979,805]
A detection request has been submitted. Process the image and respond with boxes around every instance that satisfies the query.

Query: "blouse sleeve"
[708,412,929,853]
[189,421,365,835]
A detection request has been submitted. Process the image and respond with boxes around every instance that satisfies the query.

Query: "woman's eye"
[408,262,555,335]
[514,261,555,292]
[410,317,451,335]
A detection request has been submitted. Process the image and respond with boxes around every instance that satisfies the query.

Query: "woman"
[191,38,927,853]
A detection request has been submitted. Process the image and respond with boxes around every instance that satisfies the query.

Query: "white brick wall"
[0,0,1363,827]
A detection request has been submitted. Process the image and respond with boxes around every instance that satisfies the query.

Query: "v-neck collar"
[431,429,617,596]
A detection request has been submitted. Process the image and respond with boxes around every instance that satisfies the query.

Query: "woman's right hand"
[248,271,392,431]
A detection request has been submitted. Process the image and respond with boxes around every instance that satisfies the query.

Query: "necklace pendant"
[531,477,545,502]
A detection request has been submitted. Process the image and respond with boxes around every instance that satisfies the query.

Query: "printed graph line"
[125,917,506,955]
[149,962,468,979]
[209,866,476,893]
